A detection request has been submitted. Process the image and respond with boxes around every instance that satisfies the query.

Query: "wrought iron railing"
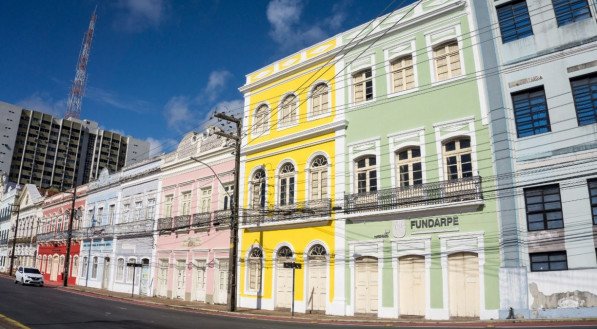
[174,215,192,230]
[344,176,482,214]
[192,212,211,229]
[157,217,173,231]
[114,219,153,237]
[213,210,231,227]
[241,198,332,225]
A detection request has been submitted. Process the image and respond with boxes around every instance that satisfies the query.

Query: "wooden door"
[275,260,293,309]
[307,258,327,312]
[399,255,425,316]
[102,257,111,289]
[355,257,378,314]
[448,252,479,318]
[175,260,186,300]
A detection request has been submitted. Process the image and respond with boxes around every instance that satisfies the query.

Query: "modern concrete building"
[482,0,597,319]
[0,100,149,190]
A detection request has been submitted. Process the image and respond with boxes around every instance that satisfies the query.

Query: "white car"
[15,266,44,286]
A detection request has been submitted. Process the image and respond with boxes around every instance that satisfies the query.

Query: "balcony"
[213,210,231,227]
[157,217,173,232]
[344,176,482,215]
[191,212,211,230]
[114,219,153,238]
[241,198,332,227]
[173,215,192,231]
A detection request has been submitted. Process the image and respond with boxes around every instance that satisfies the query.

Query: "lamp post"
[62,184,77,287]
[8,204,21,276]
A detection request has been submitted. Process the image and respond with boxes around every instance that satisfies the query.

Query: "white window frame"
[199,188,211,213]
[278,93,299,129]
[134,201,142,221]
[164,195,174,217]
[442,137,473,180]
[250,168,267,209]
[91,256,98,279]
[308,154,329,201]
[433,117,477,182]
[425,25,465,85]
[355,156,378,194]
[145,199,155,220]
[245,247,264,294]
[352,68,374,105]
[307,82,331,120]
[252,104,270,137]
[126,257,137,283]
[276,161,296,207]
[180,191,192,216]
[396,146,423,187]
[116,258,125,282]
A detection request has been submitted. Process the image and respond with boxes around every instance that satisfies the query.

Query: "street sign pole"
[127,262,143,298]
[283,262,302,317]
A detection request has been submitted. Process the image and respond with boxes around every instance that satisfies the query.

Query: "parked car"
[15,266,44,286]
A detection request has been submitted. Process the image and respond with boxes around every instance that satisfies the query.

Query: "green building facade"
[334,0,500,319]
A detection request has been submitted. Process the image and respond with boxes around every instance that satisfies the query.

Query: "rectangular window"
[146,199,155,219]
[391,55,415,92]
[181,191,192,216]
[589,179,597,225]
[82,257,88,277]
[571,73,597,126]
[200,188,211,212]
[164,195,173,217]
[525,185,564,231]
[512,87,551,138]
[552,0,591,26]
[496,0,533,43]
[116,259,124,281]
[108,205,115,225]
[353,69,373,104]
[122,203,130,223]
[127,258,136,283]
[223,185,234,210]
[530,251,568,271]
[434,41,461,81]
[134,201,142,220]
[91,257,98,279]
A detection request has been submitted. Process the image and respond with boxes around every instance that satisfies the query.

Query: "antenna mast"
[65,8,97,120]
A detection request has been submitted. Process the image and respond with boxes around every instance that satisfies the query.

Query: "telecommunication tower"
[64,8,97,120]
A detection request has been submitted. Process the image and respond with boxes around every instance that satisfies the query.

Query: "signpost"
[283,262,302,316]
[127,262,143,298]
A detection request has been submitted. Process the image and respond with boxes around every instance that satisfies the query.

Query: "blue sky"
[0,0,416,156]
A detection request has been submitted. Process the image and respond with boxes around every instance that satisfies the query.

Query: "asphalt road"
[0,277,596,329]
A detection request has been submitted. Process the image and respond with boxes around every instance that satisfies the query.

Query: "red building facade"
[37,186,87,285]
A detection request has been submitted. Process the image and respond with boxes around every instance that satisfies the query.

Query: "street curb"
[2,274,596,327]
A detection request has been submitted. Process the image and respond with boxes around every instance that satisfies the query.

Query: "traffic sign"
[283,262,302,269]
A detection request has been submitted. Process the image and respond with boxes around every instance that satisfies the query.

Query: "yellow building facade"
[237,37,346,314]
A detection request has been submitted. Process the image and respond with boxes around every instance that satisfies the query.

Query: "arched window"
[248,248,263,292]
[396,147,422,187]
[310,156,328,201]
[81,256,88,277]
[279,94,297,126]
[278,163,295,206]
[91,256,98,279]
[391,55,415,92]
[277,246,293,258]
[251,169,266,209]
[116,258,125,282]
[433,40,461,81]
[72,255,79,277]
[355,156,377,193]
[127,257,136,283]
[254,105,269,135]
[311,83,329,116]
[308,244,327,258]
[443,137,472,180]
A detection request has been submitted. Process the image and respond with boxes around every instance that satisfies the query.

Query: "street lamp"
[8,204,21,276]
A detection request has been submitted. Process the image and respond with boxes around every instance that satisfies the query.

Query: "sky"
[0,0,417,156]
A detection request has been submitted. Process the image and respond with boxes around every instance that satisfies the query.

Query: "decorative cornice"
[241,120,347,156]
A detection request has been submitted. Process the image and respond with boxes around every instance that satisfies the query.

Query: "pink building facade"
[154,131,234,304]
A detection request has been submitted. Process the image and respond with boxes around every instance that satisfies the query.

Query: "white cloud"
[114,0,166,32]
[145,137,177,157]
[266,0,348,50]
[164,96,194,131]
[86,86,151,114]
[17,93,66,117]
[197,70,233,103]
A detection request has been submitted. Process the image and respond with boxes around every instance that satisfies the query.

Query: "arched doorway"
[306,244,327,312]
[50,255,60,281]
[448,252,479,318]
[102,257,111,289]
[355,256,378,314]
[399,255,425,316]
[275,246,294,309]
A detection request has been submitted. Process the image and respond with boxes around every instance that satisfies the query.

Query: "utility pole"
[8,204,21,276]
[63,184,77,287]
[213,112,241,312]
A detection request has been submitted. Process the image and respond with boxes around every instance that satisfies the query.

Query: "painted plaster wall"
[156,157,234,302]
[339,1,500,319]
[239,46,340,313]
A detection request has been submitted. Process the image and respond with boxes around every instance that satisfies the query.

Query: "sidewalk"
[4,274,597,327]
